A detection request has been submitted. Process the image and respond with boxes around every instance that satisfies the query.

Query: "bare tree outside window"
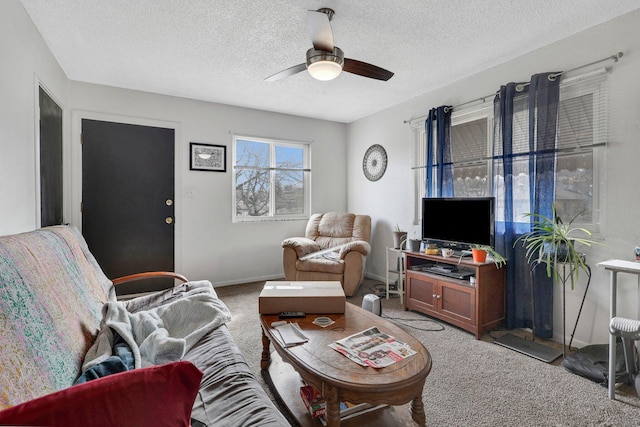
[235,140,270,217]
[275,145,305,215]
[234,137,310,221]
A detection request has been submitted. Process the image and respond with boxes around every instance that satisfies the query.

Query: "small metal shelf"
[385,247,405,304]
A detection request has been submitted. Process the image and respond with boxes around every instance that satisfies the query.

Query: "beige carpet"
[215,279,640,427]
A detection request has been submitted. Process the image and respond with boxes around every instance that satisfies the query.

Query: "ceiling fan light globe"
[306,47,344,81]
[308,60,342,81]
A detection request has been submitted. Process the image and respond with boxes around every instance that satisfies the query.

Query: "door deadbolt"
[166,199,173,206]
[165,217,173,224]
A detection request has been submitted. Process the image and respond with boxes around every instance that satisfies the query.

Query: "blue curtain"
[493,73,560,338]
[425,106,453,197]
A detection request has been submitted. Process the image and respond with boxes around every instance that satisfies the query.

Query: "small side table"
[385,247,404,304]
[596,259,640,400]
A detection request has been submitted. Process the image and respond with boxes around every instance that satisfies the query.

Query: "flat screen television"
[421,197,495,251]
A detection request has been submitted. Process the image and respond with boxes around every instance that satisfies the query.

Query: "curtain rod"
[404,51,623,124]
[409,142,607,170]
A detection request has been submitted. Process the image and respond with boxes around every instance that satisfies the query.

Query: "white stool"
[609,317,640,396]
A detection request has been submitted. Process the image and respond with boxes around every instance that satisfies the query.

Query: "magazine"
[273,322,309,347]
[317,403,386,426]
[328,326,416,368]
[300,384,386,424]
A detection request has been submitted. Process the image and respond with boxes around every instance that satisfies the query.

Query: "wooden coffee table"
[260,302,432,427]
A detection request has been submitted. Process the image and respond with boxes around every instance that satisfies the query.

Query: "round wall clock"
[362,144,388,181]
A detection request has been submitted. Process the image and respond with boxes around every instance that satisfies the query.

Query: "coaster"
[313,316,334,327]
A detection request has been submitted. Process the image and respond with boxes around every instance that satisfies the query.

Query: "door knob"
[165,217,173,224]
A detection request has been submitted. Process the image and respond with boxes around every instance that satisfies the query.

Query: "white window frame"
[232,134,311,223]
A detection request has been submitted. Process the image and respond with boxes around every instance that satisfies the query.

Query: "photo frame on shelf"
[190,142,226,172]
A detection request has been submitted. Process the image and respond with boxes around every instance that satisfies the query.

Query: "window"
[413,69,608,231]
[411,104,492,223]
[553,70,608,228]
[449,108,492,198]
[233,135,310,222]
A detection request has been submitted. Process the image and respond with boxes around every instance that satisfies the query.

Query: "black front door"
[81,119,175,295]
[39,87,63,227]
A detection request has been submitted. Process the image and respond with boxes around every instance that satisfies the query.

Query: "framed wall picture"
[190,142,226,172]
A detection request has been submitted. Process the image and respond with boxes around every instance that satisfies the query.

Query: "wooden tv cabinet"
[403,251,505,339]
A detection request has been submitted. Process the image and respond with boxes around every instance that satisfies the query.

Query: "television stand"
[404,250,506,339]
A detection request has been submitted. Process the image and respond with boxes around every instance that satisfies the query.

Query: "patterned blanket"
[0,226,113,409]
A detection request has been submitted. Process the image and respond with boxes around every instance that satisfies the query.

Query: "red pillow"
[0,361,203,427]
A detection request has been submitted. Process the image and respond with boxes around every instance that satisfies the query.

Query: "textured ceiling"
[19,0,640,123]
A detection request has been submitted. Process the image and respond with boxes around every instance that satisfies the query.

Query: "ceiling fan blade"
[264,63,307,82]
[308,9,334,51]
[343,58,394,81]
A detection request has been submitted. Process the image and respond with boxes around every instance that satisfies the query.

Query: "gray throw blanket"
[82,284,232,371]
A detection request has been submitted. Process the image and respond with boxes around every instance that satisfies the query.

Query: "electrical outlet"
[184,187,196,198]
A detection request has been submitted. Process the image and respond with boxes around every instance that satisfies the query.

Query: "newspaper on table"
[328,326,416,368]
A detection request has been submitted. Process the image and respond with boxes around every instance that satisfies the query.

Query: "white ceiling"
[19,0,640,123]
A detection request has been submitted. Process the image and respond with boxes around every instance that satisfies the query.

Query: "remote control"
[279,311,306,319]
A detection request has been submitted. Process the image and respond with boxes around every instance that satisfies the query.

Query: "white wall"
[1,0,348,287]
[68,82,348,286]
[0,1,69,235]
[348,9,640,346]
[4,0,640,346]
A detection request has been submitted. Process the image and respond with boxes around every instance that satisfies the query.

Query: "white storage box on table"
[259,281,346,314]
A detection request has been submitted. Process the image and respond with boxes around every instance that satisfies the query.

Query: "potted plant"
[407,231,422,252]
[392,225,407,250]
[470,244,507,268]
[514,204,602,289]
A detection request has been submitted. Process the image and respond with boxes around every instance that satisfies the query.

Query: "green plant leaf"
[514,203,606,289]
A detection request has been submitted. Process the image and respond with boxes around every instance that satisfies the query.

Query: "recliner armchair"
[282,212,371,296]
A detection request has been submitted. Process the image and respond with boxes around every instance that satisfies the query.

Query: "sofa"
[0,225,289,426]
[282,212,371,296]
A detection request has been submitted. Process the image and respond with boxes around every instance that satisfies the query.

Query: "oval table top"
[261,302,432,407]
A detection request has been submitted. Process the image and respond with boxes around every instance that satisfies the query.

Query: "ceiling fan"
[265,8,394,82]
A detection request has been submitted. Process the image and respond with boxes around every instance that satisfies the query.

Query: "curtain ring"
[548,73,559,81]
[515,84,525,92]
